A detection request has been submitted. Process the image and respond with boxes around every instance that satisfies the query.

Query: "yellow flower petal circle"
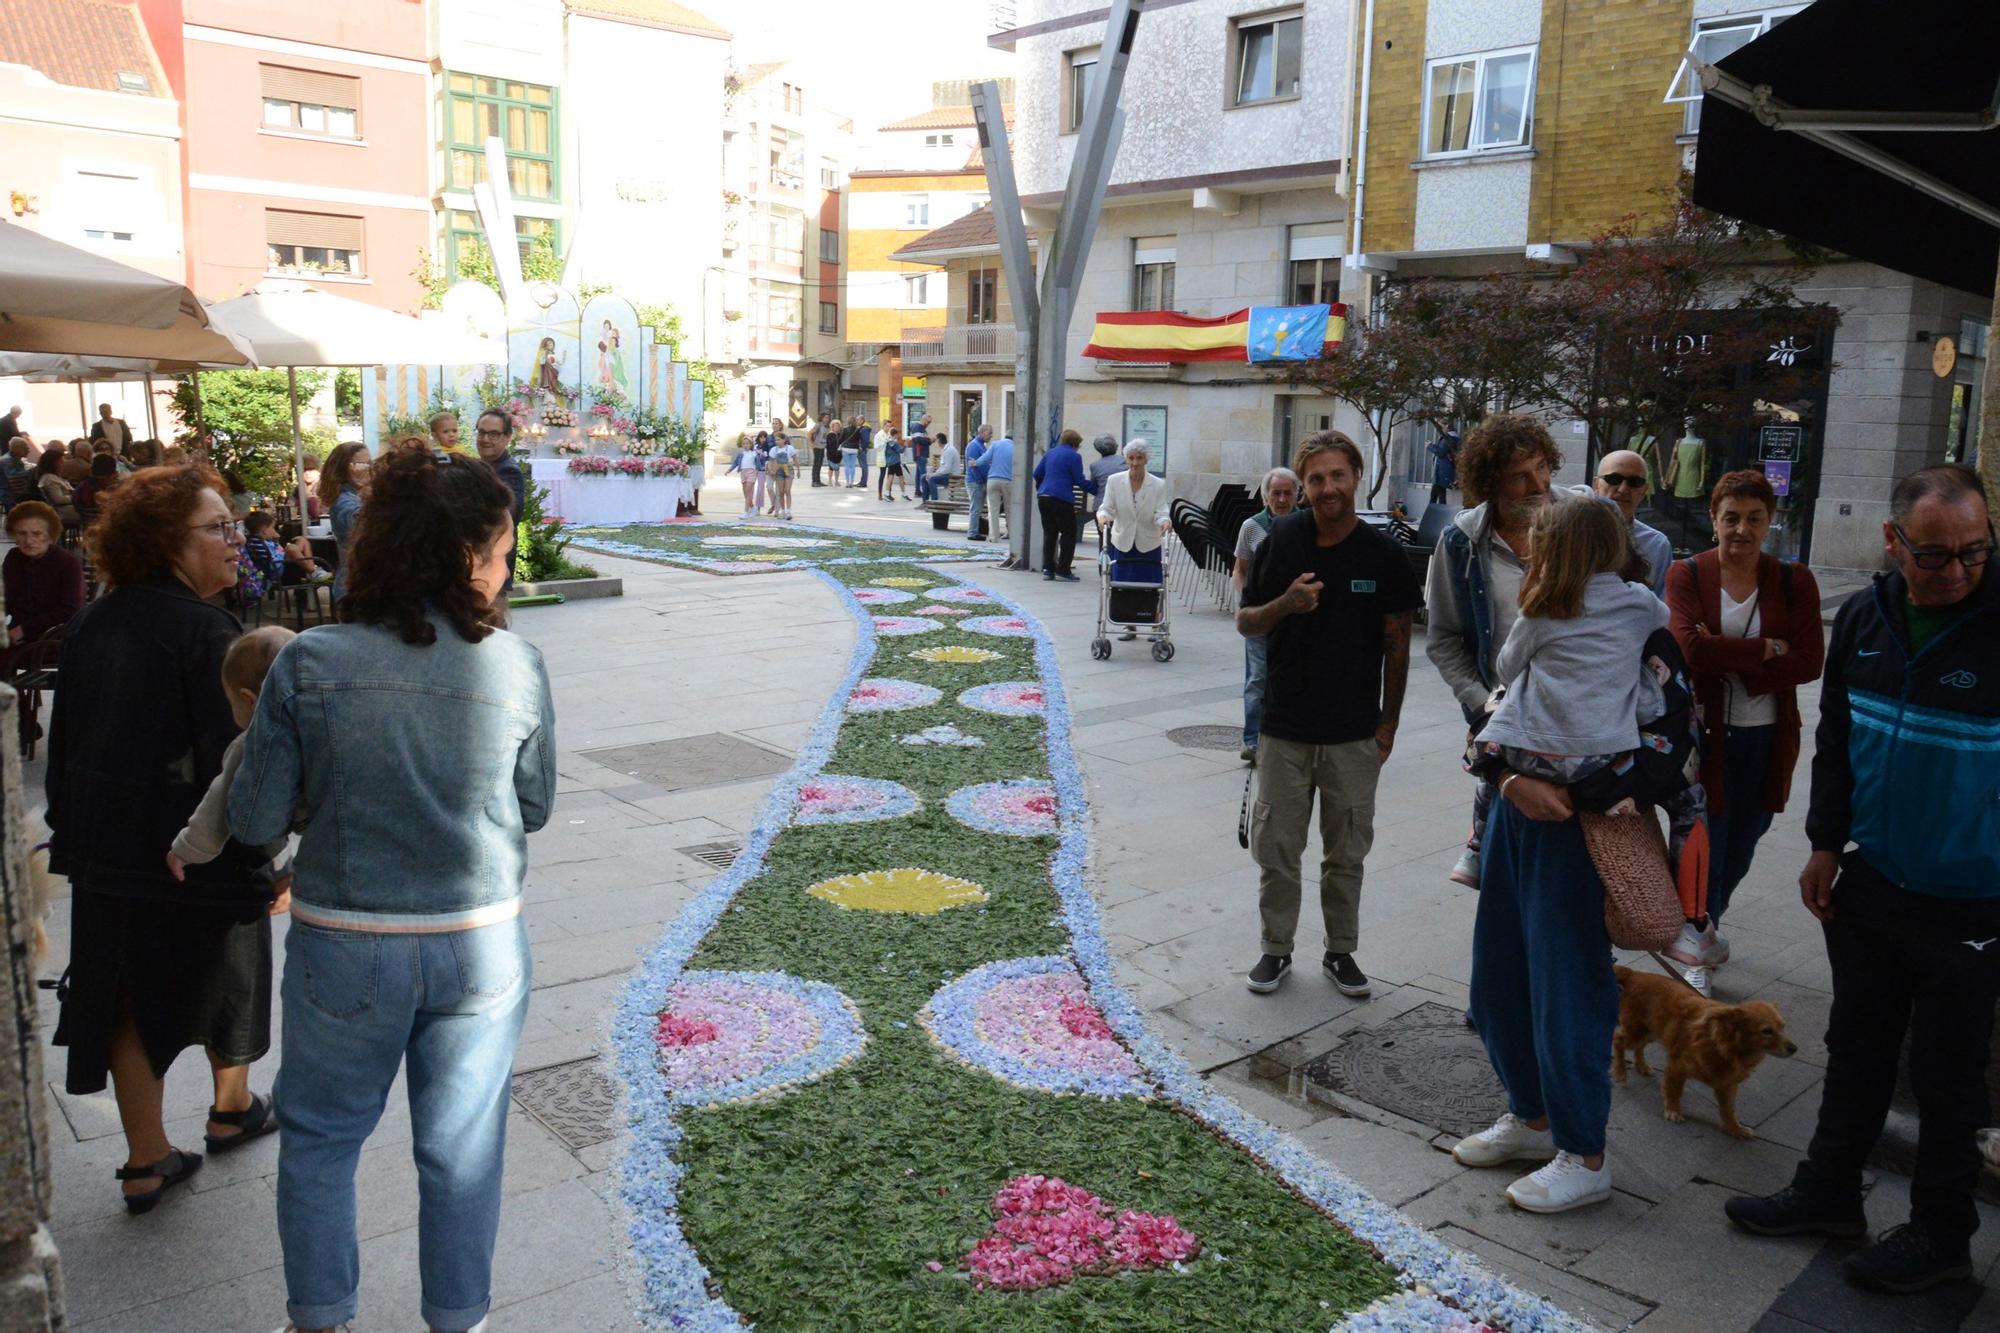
[877,577,936,588]
[807,868,987,915]
[910,645,1002,664]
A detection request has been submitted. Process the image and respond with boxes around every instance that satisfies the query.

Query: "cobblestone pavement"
[29,484,2000,1330]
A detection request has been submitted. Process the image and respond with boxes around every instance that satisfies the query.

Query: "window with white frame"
[902,272,930,305]
[904,196,930,227]
[1233,10,1303,106]
[1665,7,1806,135]
[72,169,143,245]
[1288,223,1341,306]
[265,209,363,277]
[259,64,360,138]
[1132,236,1176,312]
[1063,47,1100,134]
[1422,46,1536,158]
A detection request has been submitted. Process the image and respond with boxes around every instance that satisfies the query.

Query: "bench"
[918,476,971,531]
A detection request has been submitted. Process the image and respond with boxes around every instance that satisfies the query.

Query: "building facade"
[893,208,1029,445]
[997,0,1353,502]
[1347,0,1990,571]
[142,0,431,311]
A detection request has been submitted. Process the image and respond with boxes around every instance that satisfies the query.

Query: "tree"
[1293,307,1439,505]
[333,368,362,424]
[170,369,329,495]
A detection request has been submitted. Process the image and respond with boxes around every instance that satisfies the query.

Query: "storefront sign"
[1932,335,1958,378]
[1765,459,1792,496]
[901,376,926,399]
[1758,425,1803,462]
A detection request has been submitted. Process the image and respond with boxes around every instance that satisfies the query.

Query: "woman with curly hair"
[231,449,556,1333]
[46,466,282,1215]
[316,441,372,599]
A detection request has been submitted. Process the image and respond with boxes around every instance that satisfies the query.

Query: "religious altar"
[530,457,700,526]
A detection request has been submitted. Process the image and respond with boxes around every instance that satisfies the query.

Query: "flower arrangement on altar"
[567,454,611,475]
[621,436,659,457]
[552,437,587,456]
[543,406,577,428]
[647,457,689,478]
[612,457,647,476]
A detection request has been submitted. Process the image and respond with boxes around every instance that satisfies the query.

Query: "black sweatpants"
[1037,495,1077,575]
[811,447,825,485]
[1793,855,2000,1243]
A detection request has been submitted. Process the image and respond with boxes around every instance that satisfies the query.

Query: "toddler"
[166,626,298,883]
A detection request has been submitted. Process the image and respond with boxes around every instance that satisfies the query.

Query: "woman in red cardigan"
[1664,469,1824,994]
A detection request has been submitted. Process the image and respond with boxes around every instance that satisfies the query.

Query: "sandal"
[204,1090,279,1153]
[116,1147,203,1215]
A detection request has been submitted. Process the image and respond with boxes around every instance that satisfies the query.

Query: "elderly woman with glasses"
[1663,468,1824,993]
[46,466,283,1215]
[1094,439,1170,634]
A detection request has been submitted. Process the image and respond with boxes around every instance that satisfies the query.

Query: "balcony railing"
[899,322,1016,367]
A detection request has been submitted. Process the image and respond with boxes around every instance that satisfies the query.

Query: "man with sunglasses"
[1726,464,2000,1295]
[1592,449,1673,597]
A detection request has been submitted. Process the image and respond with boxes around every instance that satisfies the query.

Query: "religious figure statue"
[598,320,626,396]
[536,336,565,397]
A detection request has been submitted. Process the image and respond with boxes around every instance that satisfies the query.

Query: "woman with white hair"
[1235,465,1300,762]
[1094,439,1171,638]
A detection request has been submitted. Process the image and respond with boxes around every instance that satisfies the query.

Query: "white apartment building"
[997,0,1356,500]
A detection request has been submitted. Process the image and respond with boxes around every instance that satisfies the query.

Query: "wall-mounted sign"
[1765,459,1792,497]
[1933,334,1958,379]
[1758,424,1804,463]
[901,375,926,399]
[1122,405,1168,476]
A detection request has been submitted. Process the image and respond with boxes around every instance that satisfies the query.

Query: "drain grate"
[1165,724,1242,752]
[1296,1002,1508,1140]
[580,733,790,792]
[679,839,746,872]
[512,1056,619,1149]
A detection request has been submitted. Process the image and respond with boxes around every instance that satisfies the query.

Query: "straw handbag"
[1579,807,1682,951]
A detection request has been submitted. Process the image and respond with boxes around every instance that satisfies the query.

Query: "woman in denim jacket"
[231,450,556,1333]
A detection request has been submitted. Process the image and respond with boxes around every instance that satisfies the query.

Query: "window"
[1063,47,1100,134]
[819,301,838,333]
[967,267,998,324]
[923,133,957,147]
[1132,237,1176,312]
[904,196,930,227]
[1288,223,1341,305]
[266,209,362,277]
[72,169,143,245]
[767,292,803,339]
[1422,47,1536,157]
[1666,8,1806,134]
[259,65,360,138]
[446,209,558,280]
[768,136,804,189]
[749,385,773,423]
[819,228,840,263]
[820,161,838,189]
[783,82,803,113]
[445,73,558,201]
[902,273,930,305]
[1233,11,1303,105]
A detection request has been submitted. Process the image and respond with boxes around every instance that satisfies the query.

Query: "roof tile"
[0,0,166,97]
[566,0,731,39]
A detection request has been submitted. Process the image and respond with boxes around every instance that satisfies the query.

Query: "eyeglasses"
[475,428,510,439]
[1597,473,1648,490]
[189,519,244,542]
[1892,523,1996,571]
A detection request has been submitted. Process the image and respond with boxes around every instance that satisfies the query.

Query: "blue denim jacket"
[228,617,557,931]
[330,485,363,598]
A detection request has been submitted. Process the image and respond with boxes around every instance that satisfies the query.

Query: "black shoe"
[1246,954,1292,994]
[1323,952,1370,996]
[1056,571,1080,582]
[1844,1224,1974,1293]
[1043,570,1055,580]
[1724,1184,1869,1240]
[968,534,986,542]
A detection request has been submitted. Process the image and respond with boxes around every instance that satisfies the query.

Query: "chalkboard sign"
[1759,425,1804,463]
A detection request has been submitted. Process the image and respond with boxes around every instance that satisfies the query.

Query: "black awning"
[1689,0,2000,298]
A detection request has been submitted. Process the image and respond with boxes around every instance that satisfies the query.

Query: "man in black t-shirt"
[1236,432,1421,999]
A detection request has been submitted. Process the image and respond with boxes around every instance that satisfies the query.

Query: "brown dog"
[1612,965,1797,1139]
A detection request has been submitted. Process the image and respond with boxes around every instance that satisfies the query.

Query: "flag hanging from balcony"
[1083,303,1345,363]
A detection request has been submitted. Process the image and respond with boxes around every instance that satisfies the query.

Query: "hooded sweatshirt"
[1481,573,1669,756]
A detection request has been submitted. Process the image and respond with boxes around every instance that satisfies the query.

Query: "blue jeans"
[1470,801,1620,1156]
[1242,633,1268,749]
[842,452,857,484]
[1707,723,1777,926]
[275,919,532,1331]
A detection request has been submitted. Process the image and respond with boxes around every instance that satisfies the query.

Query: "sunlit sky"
[723,0,1016,134]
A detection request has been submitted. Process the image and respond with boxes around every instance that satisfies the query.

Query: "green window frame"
[445,72,559,203]
[446,209,560,282]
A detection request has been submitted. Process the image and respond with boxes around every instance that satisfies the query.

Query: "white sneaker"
[1699,923,1730,967]
[1506,1151,1612,1213]
[1449,846,1480,889]
[1662,921,1707,969]
[1452,1112,1556,1168]
[1679,963,1713,997]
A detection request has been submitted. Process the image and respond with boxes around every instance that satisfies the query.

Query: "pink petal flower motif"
[873,615,944,636]
[792,775,919,826]
[846,678,942,713]
[919,956,1149,1099]
[946,779,1058,837]
[653,971,866,1108]
[912,604,971,616]
[954,1173,1199,1291]
[959,614,1034,639]
[851,587,916,606]
[958,681,1046,718]
[926,585,997,604]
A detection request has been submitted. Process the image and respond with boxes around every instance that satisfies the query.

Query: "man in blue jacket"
[1725,465,2000,1294]
[1032,428,1094,580]
[964,424,993,541]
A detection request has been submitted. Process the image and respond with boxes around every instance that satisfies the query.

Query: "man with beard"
[1237,433,1420,998]
[1424,413,1562,889]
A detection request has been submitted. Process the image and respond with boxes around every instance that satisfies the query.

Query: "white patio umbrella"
[0,223,251,365]
[204,280,507,522]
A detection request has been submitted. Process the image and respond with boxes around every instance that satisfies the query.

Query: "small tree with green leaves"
[171,369,330,496]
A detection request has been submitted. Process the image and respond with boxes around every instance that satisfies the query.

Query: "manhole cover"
[1165,725,1241,751]
[679,839,745,872]
[1297,1002,1507,1139]
[513,1056,619,1149]
[581,733,790,792]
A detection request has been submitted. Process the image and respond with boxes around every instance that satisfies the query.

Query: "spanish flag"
[1083,304,1346,363]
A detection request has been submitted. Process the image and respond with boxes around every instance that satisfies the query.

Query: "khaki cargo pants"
[1249,734,1381,957]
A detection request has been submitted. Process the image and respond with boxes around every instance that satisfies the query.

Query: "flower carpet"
[609,526,1586,1331]
[567,519,1000,575]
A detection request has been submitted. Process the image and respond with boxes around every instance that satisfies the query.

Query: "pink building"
[139,0,430,311]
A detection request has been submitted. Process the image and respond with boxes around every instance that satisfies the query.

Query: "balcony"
[899,322,1016,368]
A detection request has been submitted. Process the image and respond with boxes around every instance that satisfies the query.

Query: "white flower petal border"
[610,541,1591,1333]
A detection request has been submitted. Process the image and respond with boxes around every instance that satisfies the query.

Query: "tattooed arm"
[1377,610,1413,762]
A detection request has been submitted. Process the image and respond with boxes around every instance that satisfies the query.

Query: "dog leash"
[1644,948,1710,996]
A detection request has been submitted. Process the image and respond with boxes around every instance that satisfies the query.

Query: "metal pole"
[287,366,310,528]
[143,373,157,440]
[75,382,86,440]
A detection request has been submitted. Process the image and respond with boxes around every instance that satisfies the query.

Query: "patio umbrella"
[204,280,506,522]
[0,223,251,364]
[1688,0,2000,486]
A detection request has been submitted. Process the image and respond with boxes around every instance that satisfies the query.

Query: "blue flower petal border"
[610,533,1591,1333]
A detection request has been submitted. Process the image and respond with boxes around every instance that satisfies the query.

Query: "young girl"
[725,433,757,516]
[879,426,907,501]
[751,430,772,516]
[768,436,797,520]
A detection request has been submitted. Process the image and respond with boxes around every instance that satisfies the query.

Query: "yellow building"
[891,207,1035,445]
